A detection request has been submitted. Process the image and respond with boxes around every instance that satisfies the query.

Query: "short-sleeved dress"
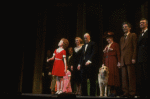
[52,48,66,76]
[63,70,72,93]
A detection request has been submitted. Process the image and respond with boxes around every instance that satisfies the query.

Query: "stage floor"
[21,93,122,98]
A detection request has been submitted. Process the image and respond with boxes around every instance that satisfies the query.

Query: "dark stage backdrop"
[3,1,148,95]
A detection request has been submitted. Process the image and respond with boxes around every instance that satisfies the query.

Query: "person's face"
[68,48,73,55]
[58,40,63,47]
[140,20,148,29]
[75,39,80,45]
[106,38,113,44]
[84,35,90,43]
[122,24,131,33]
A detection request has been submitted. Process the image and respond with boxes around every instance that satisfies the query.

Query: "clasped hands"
[77,61,91,70]
[103,48,113,53]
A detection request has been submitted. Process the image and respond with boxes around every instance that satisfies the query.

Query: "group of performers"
[46,18,148,98]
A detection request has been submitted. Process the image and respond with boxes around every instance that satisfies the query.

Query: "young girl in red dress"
[47,38,69,94]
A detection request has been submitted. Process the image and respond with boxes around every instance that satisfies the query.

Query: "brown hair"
[140,18,148,25]
[61,38,69,49]
[122,22,132,28]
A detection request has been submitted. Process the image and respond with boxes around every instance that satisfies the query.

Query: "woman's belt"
[55,58,62,60]
[105,55,116,58]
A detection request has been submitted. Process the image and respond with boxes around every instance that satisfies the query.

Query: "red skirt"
[105,56,120,87]
[52,60,65,76]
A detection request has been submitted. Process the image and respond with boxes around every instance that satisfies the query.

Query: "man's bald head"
[84,33,91,43]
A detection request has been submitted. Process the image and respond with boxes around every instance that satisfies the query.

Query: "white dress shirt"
[142,28,148,36]
[85,44,88,52]
[124,32,130,39]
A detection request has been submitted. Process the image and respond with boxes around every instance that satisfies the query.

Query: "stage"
[3,92,140,98]
[19,93,125,98]
[20,93,118,98]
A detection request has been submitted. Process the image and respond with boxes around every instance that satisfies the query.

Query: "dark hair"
[68,47,73,50]
[140,18,148,25]
[122,22,132,28]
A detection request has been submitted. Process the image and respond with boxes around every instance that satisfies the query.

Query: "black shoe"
[109,93,116,97]
[128,95,135,98]
[139,95,147,98]
[120,94,129,98]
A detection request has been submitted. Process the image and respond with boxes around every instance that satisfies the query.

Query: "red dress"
[52,49,66,76]
[103,42,120,87]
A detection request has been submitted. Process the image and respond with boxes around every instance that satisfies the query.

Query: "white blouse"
[74,45,82,53]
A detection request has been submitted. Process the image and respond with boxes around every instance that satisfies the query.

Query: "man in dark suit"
[67,47,75,93]
[67,47,74,71]
[137,18,148,98]
[77,33,97,96]
[120,22,137,98]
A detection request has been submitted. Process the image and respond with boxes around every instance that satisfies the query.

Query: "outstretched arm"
[47,55,55,62]
[47,51,55,62]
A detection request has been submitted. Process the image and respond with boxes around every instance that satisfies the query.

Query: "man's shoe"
[128,95,135,98]
[120,94,129,98]
[109,93,116,97]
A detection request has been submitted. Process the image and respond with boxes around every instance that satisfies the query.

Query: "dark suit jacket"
[120,33,137,66]
[79,41,97,68]
[67,54,74,71]
[137,30,148,63]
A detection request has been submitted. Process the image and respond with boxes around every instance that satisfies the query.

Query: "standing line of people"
[46,18,148,98]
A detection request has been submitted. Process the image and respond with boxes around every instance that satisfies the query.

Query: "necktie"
[124,34,127,39]
[124,35,127,42]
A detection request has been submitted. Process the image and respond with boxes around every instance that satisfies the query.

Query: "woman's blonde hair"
[75,37,83,44]
[61,38,69,49]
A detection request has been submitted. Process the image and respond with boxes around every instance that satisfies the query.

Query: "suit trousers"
[51,75,56,92]
[136,62,148,97]
[80,60,96,96]
[121,64,136,96]
[71,70,75,93]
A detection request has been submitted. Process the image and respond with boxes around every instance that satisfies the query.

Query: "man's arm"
[89,42,98,63]
[77,45,84,70]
